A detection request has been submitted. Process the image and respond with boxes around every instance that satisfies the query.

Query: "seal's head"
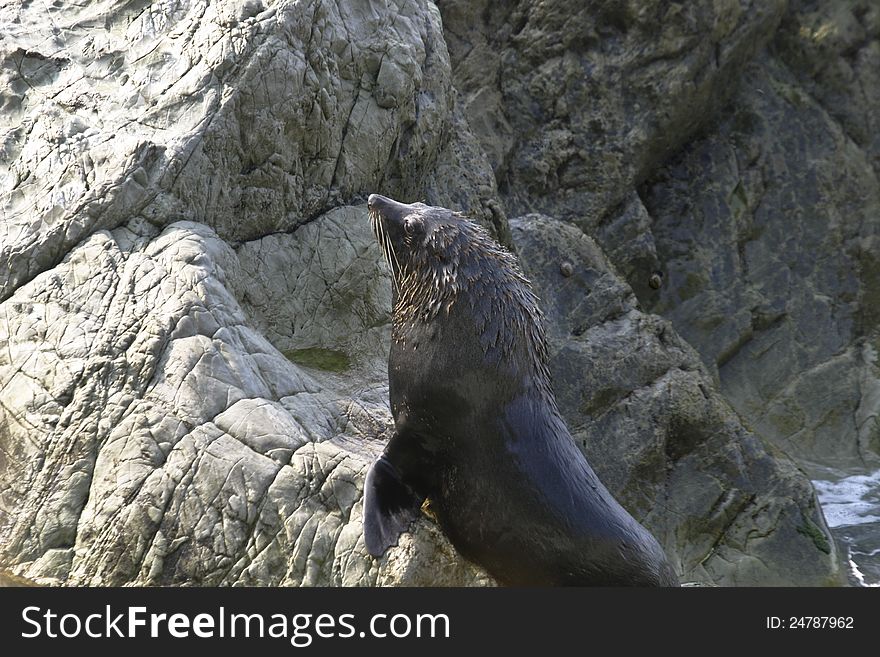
[368,193,554,401]
[368,193,526,309]
[368,193,529,318]
[367,194,441,286]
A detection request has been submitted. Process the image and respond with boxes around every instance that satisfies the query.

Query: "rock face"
[513,216,836,585]
[0,0,493,586]
[1,0,873,585]
[440,0,880,471]
[440,0,787,226]
[639,3,880,468]
[642,57,880,466]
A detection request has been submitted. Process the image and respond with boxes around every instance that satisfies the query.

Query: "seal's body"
[363,194,678,586]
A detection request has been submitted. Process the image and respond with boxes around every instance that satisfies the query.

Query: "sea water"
[812,468,880,587]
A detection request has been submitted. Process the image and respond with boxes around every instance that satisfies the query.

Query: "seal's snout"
[367,193,384,211]
[367,194,411,223]
[368,194,396,213]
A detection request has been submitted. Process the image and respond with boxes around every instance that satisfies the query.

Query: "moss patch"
[282,348,351,373]
[857,245,880,336]
[797,514,832,555]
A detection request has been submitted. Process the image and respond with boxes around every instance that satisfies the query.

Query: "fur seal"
[363,194,678,586]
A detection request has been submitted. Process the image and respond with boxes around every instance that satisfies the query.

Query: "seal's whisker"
[385,229,401,286]
[372,210,400,293]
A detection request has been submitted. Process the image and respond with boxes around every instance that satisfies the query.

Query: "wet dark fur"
[363,194,678,586]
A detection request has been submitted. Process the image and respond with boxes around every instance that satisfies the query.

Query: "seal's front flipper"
[363,454,423,557]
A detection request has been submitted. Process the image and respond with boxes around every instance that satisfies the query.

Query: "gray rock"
[0,0,494,586]
[512,215,841,586]
[775,0,880,176]
[440,0,879,581]
[0,215,489,586]
[438,0,787,227]
[640,56,880,467]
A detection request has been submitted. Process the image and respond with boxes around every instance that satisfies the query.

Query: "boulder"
[512,215,840,585]
[0,0,492,586]
[638,7,880,467]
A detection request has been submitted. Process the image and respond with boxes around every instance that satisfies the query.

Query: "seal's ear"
[363,453,423,557]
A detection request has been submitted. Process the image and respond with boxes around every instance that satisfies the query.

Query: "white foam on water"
[848,550,880,588]
[813,468,880,587]
[812,469,880,528]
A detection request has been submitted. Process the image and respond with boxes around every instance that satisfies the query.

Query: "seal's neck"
[391,239,558,412]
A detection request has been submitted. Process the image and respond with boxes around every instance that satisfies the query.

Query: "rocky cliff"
[1,0,875,586]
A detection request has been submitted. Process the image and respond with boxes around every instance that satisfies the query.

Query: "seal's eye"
[403,217,423,237]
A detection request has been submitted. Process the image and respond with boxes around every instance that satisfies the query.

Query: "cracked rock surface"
[440,0,880,471]
[513,216,838,585]
[1,0,869,585]
[0,0,493,586]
